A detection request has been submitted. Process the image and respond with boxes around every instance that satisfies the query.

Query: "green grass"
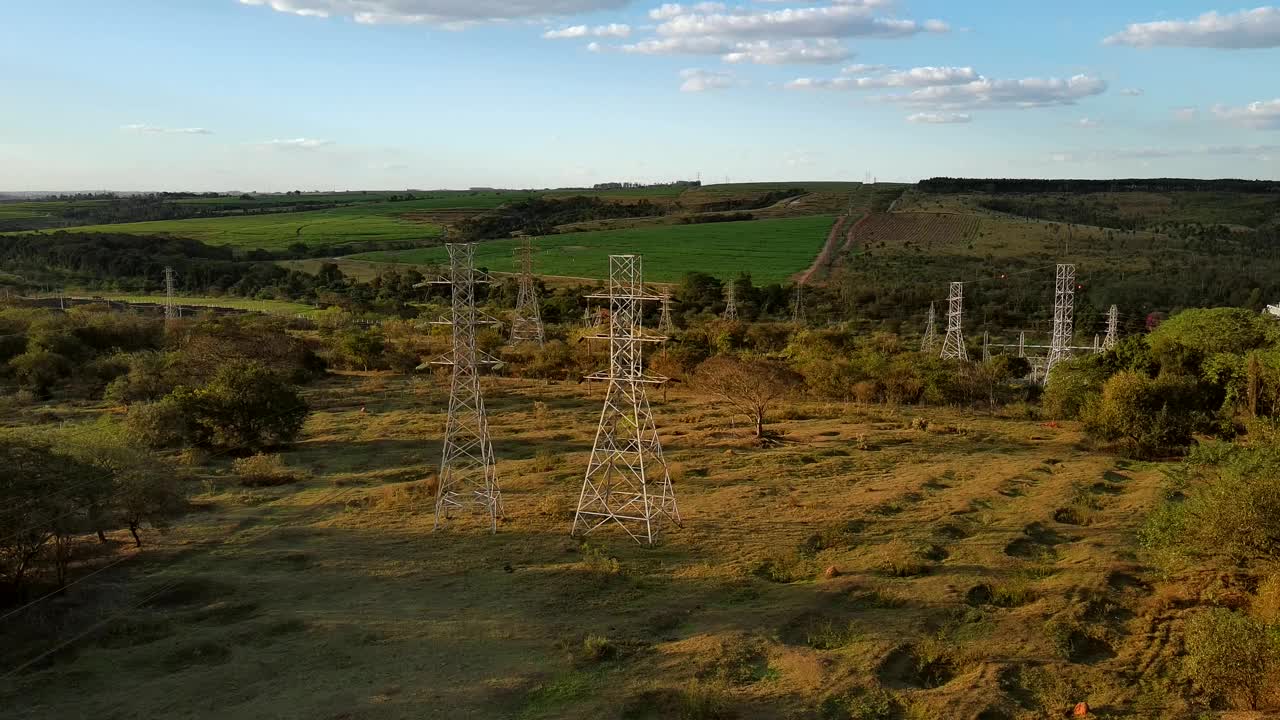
[57,293,319,316]
[351,215,837,283]
[50,201,447,250]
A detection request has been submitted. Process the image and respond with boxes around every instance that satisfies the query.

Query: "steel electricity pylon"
[1018,331,1026,358]
[510,237,545,345]
[572,255,680,545]
[1044,263,1076,380]
[429,243,503,532]
[982,330,991,363]
[920,302,938,353]
[658,293,675,334]
[940,282,968,361]
[1103,304,1119,350]
[723,281,738,321]
[791,283,805,325]
[163,266,178,327]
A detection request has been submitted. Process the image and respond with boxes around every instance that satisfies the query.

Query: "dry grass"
[0,373,1181,720]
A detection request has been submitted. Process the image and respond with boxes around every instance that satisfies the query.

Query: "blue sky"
[1,1,1278,190]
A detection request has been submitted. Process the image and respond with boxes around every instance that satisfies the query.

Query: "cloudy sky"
[2,1,1278,190]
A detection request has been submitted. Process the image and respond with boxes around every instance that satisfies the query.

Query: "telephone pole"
[1044,263,1076,380]
[940,282,967,361]
[430,243,503,532]
[573,255,680,545]
[723,281,738,321]
[920,303,937,353]
[510,237,545,345]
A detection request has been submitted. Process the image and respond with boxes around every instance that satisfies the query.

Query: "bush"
[170,361,309,450]
[1184,608,1280,710]
[1082,371,1207,457]
[1142,444,1280,563]
[9,349,70,396]
[232,454,301,487]
[1042,355,1110,420]
[104,351,175,404]
[125,397,190,449]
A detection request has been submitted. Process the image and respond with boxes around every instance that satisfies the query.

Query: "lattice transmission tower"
[163,266,178,327]
[1018,331,1026,358]
[510,237,545,345]
[982,330,991,363]
[920,303,937,353]
[1103,304,1119,350]
[573,255,680,545]
[940,282,968,361]
[429,243,503,532]
[792,283,805,325]
[723,282,738,321]
[658,293,675,334]
[1044,263,1076,380]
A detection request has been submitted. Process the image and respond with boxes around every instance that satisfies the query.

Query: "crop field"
[50,293,321,316]
[50,202,446,251]
[849,213,981,253]
[350,215,837,283]
[2,372,1190,719]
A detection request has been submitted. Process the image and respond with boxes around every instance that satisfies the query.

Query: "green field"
[52,202,446,250]
[351,215,837,283]
[56,293,320,316]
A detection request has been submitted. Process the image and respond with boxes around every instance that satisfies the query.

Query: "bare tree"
[693,355,801,438]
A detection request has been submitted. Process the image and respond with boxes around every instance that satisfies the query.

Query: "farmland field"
[350,215,838,283]
[47,201,447,251]
[48,293,321,316]
[1,372,1189,719]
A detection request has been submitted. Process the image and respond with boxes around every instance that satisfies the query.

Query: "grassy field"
[49,202,446,251]
[52,293,321,316]
[351,215,838,283]
[1,373,1186,719]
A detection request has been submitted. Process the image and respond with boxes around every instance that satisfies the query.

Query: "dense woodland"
[919,177,1280,195]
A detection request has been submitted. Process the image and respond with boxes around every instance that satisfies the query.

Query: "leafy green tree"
[9,349,70,396]
[1147,307,1280,376]
[170,361,309,450]
[0,438,107,596]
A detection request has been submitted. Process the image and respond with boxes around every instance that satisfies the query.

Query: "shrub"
[170,361,309,450]
[1082,371,1207,457]
[1184,608,1280,710]
[579,634,617,662]
[1042,355,1110,420]
[125,397,190,449]
[9,349,70,396]
[232,454,301,487]
[1142,444,1280,563]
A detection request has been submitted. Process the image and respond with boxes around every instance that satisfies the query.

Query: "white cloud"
[619,35,731,54]
[1055,144,1280,161]
[785,69,1106,113]
[122,124,213,135]
[543,22,629,38]
[1213,98,1280,129]
[1104,6,1280,48]
[586,40,602,51]
[656,5,949,40]
[879,74,1107,111]
[1074,117,1100,128]
[261,138,335,149]
[907,112,971,124]
[784,66,977,91]
[840,63,887,74]
[649,2,725,20]
[679,67,734,92]
[1119,88,1144,96]
[1173,106,1199,122]
[853,66,977,88]
[721,39,851,64]
[239,0,630,26]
